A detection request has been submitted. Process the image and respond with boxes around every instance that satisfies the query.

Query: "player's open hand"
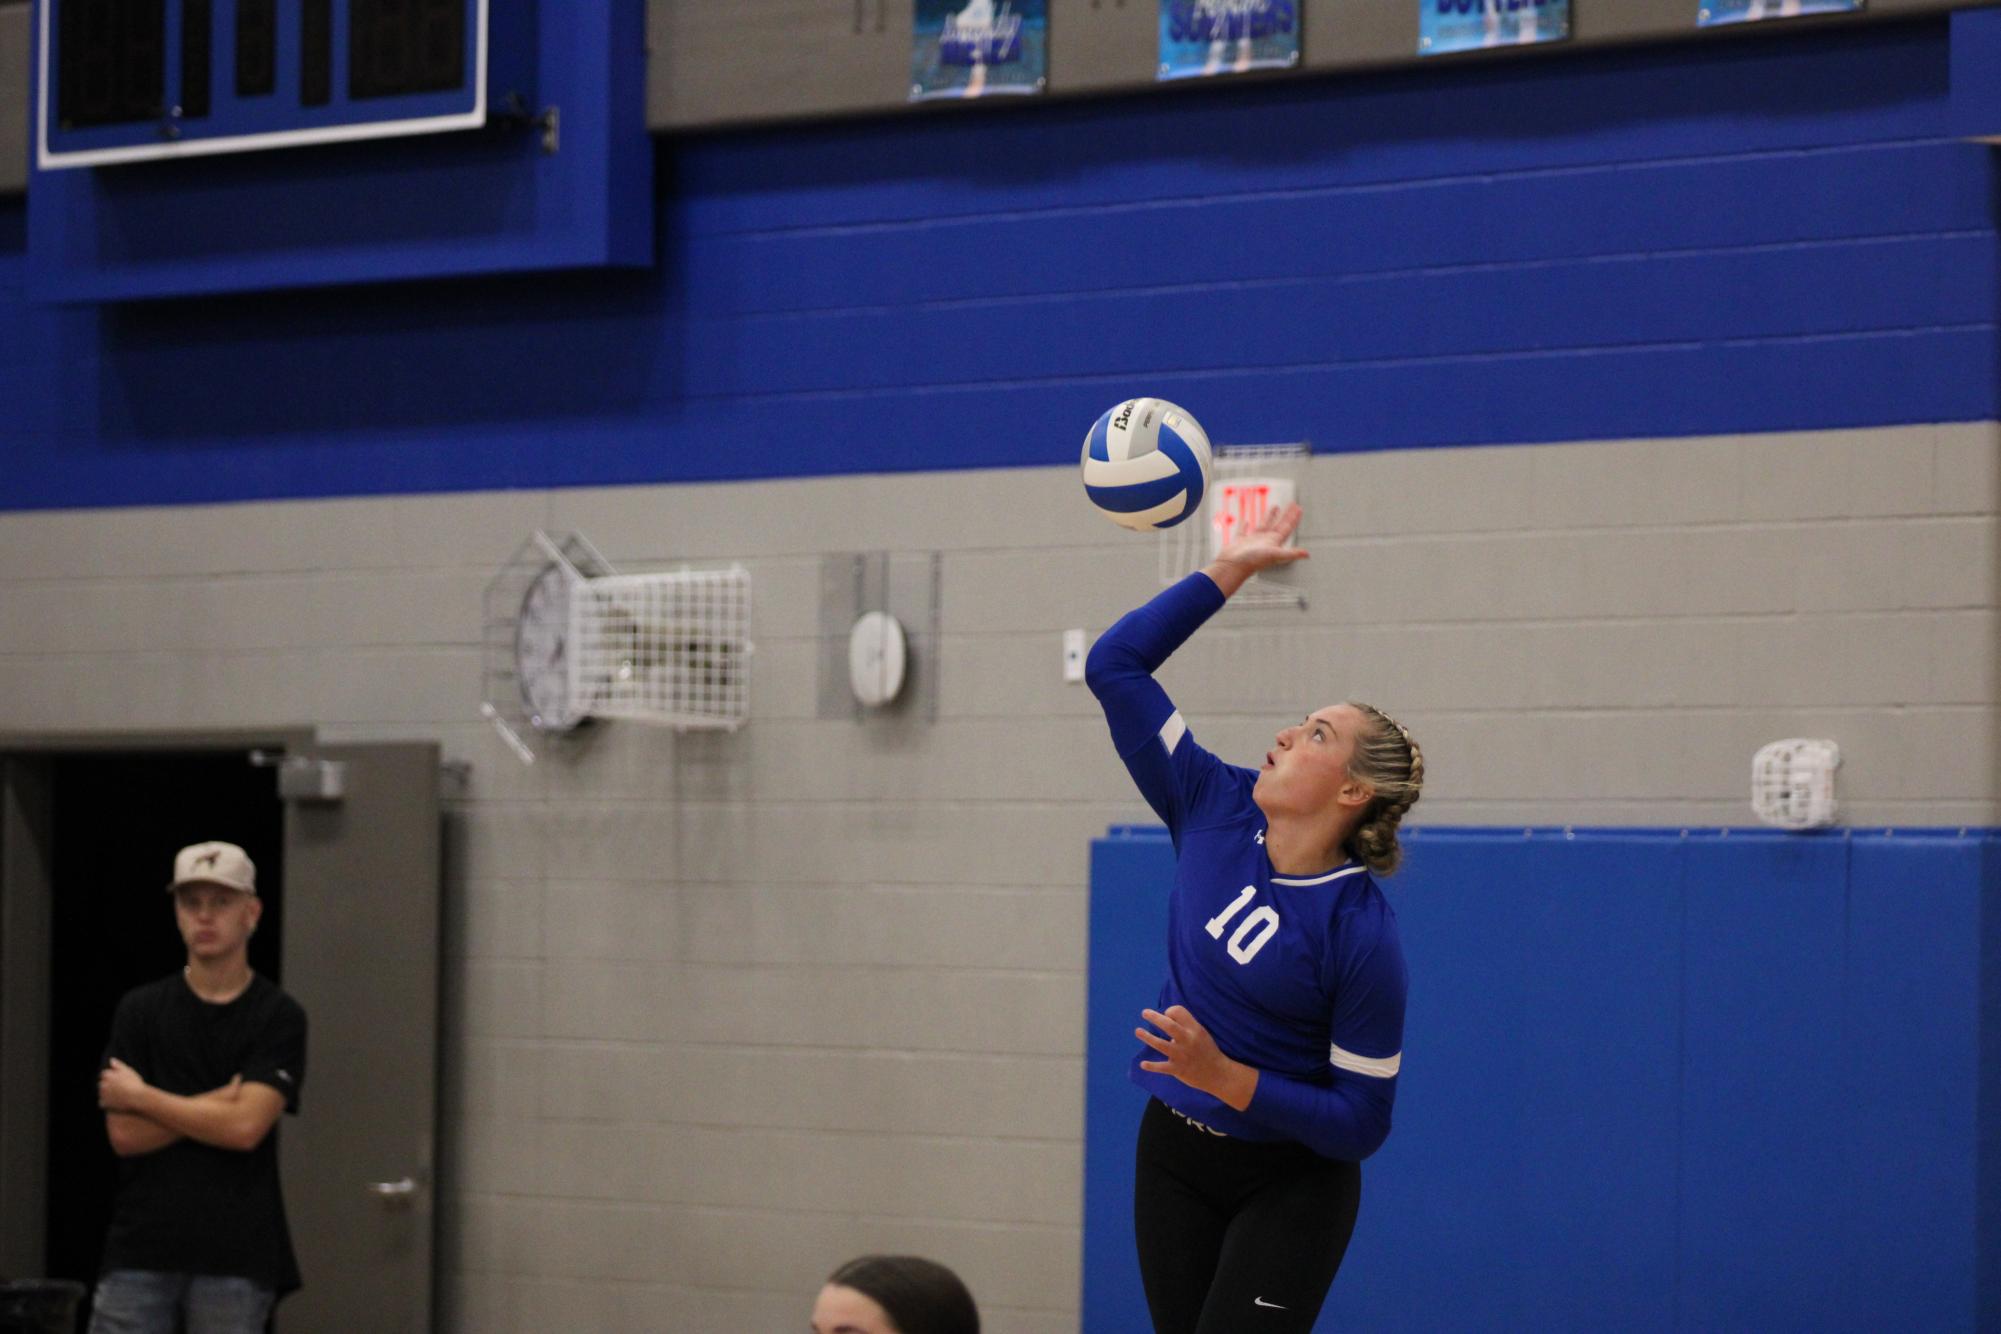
[1213,501,1309,576]
[1136,1005,1257,1111]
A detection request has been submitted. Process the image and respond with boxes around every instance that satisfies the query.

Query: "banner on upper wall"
[1420,0,1571,55]
[911,0,1048,100]
[1159,1,1300,81]
[1698,0,1861,27]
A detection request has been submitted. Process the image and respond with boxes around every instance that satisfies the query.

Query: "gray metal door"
[276,743,441,1334]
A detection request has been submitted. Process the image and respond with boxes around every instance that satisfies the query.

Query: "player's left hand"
[97,1057,150,1112]
[1136,1006,1256,1111]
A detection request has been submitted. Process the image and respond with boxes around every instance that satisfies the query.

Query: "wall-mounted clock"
[847,610,907,708]
[481,531,755,763]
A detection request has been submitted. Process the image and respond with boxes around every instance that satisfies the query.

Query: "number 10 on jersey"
[1205,886,1279,964]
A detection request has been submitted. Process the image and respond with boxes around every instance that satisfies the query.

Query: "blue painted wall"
[1085,826,2001,1333]
[0,15,1995,509]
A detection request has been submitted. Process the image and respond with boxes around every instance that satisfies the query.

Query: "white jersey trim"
[1329,1043,1402,1078]
[1272,865,1366,887]
[1159,711,1188,755]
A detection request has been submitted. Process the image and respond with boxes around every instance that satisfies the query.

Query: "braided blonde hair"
[1341,703,1424,875]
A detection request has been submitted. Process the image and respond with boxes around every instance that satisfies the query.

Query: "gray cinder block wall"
[0,425,1992,1330]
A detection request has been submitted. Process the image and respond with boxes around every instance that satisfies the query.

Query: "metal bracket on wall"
[492,93,560,154]
[250,751,347,803]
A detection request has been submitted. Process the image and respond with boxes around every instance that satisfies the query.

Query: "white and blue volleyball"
[1080,398,1213,531]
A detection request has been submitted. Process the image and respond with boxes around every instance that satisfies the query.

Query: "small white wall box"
[1751,739,1841,831]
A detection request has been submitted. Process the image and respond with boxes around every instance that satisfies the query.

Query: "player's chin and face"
[1253,708,1357,819]
[1254,759,1334,821]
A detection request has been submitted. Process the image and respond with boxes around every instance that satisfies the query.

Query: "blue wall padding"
[1678,835,1851,1330]
[1842,836,1990,1330]
[2,16,1999,508]
[1083,830,1174,1334]
[1084,827,2001,1332]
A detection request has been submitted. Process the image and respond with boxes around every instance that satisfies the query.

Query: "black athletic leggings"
[1133,1098,1362,1333]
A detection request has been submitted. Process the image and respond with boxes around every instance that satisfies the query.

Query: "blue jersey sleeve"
[1241,903,1408,1161]
[1085,573,1242,842]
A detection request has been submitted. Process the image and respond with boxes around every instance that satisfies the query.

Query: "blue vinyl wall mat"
[1085,826,2001,1332]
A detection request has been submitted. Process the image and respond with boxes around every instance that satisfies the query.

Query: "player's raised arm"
[1085,502,1310,832]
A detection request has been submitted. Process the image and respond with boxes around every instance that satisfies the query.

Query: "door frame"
[0,727,313,1280]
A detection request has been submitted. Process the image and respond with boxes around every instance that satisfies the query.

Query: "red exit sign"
[1209,477,1297,556]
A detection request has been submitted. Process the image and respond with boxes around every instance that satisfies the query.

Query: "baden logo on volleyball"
[1081,398,1214,531]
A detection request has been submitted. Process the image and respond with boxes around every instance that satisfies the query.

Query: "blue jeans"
[88,1270,273,1334]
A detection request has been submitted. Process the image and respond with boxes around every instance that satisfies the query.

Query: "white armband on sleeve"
[1329,1042,1402,1078]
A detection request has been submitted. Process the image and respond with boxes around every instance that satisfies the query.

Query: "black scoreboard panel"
[302,0,331,105]
[41,0,503,166]
[56,0,165,129]
[181,0,210,117]
[236,0,274,97]
[351,0,466,99]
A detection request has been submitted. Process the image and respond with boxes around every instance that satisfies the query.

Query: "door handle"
[367,1177,418,1203]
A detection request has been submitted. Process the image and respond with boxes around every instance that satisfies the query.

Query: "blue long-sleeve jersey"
[1087,573,1408,1162]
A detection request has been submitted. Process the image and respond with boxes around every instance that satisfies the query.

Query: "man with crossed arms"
[91,841,308,1334]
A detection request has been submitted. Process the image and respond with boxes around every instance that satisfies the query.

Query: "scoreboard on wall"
[36,0,534,168]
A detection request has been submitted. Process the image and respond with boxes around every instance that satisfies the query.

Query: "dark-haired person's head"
[811,1255,979,1334]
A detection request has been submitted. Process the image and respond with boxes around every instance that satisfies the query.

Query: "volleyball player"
[1085,502,1422,1333]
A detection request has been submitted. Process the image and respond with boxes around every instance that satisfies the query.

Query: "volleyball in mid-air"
[1080,398,1213,531]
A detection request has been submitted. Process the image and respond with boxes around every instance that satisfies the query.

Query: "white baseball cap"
[168,841,257,896]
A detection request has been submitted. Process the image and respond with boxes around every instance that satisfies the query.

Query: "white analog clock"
[483,531,751,763]
[516,562,588,733]
[847,610,907,708]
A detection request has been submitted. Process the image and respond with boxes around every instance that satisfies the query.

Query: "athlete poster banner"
[911,0,1048,100]
[1419,0,1570,55]
[1159,1,1300,81]
[1698,0,1860,26]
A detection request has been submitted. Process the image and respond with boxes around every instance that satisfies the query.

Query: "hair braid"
[1343,704,1424,876]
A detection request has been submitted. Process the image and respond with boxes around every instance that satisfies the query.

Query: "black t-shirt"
[99,972,308,1295]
